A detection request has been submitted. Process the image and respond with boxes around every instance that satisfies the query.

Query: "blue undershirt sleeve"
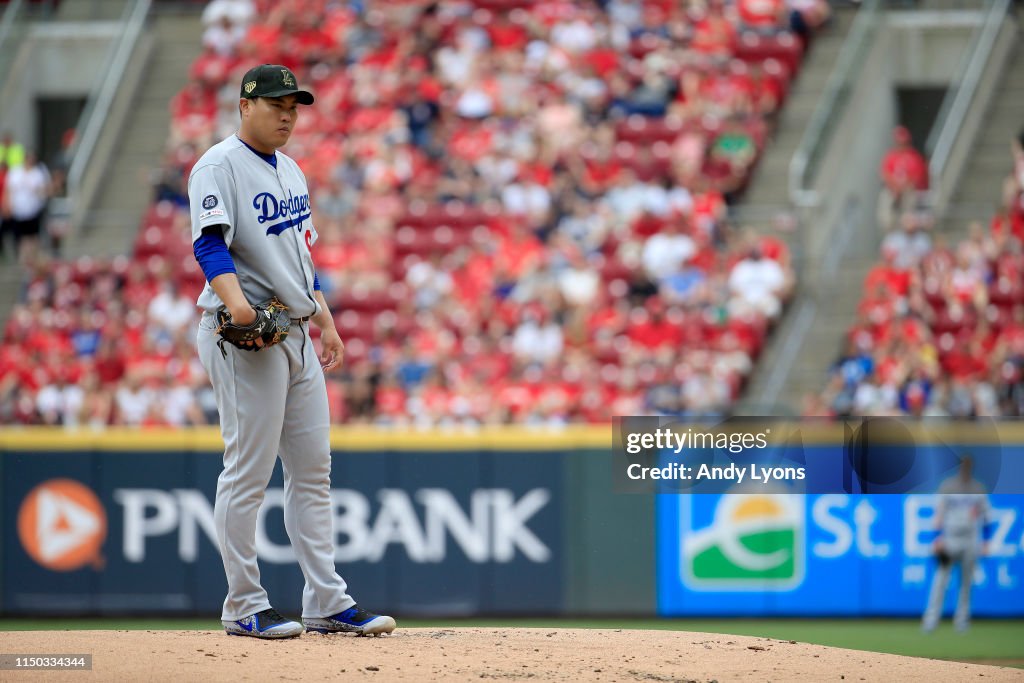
[193,229,236,282]
[314,272,321,291]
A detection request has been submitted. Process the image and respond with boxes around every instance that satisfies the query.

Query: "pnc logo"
[18,479,107,571]
[682,493,804,590]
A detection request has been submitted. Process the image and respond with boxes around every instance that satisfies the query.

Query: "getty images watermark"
[622,425,803,485]
[612,416,1024,495]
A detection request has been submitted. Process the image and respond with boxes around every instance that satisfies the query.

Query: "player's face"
[241,95,300,152]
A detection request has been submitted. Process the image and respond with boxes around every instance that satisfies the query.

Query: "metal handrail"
[66,0,151,199]
[923,2,988,158]
[789,0,883,209]
[925,0,1010,193]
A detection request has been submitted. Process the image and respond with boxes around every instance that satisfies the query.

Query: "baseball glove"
[936,547,952,567]
[215,297,291,357]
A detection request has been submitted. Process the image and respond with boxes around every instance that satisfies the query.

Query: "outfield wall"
[0,428,653,618]
[1,427,1022,618]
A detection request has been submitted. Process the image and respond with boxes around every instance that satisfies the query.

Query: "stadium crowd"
[815,128,1024,418]
[1,0,829,427]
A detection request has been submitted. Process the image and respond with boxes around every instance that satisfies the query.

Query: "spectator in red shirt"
[169,82,218,146]
[864,246,912,297]
[627,300,683,350]
[691,2,738,58]
[488,14,528,52]
[878,126,929,231]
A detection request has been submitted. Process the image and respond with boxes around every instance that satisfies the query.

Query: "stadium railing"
[789,0,883,210]
[0,0,25,72]
[924,0,1014,217]
[64,0,151,232]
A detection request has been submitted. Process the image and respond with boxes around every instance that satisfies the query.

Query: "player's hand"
[229,306,264,348]
[319,327,344,372]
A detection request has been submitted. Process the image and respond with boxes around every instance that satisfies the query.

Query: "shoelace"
[257,607,288,626]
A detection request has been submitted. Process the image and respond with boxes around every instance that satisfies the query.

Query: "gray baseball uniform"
[921,475,989,631]
[189,134,355,622]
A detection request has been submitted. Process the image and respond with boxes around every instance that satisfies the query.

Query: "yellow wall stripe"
[0,425,613,451]
[1,421,1022,452]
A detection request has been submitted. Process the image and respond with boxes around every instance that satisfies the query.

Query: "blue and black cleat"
[223,607,304,639]
[303,605,397,636]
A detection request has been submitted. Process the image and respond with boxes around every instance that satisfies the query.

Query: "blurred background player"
[921,455,990,633]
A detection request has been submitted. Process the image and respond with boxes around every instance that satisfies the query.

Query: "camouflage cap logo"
[281,70,295,87]
[244,81,257,95]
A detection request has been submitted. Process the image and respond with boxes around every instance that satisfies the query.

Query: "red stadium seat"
[615,115,686,145]
[599,258,632,282]
[337,288,400,313]
[471,0,535,9]
[628,34,665,59]
[632,214,668,237]
[931,308,977,336]
[989,279,1023,306]
[334,310,376,341]
[734,31,803,74]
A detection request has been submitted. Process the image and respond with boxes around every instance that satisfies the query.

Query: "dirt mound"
[1,628,1018,682]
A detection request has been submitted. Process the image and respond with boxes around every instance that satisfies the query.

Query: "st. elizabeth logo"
[682,493,804,590]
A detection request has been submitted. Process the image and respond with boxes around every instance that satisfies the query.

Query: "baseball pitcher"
[921,456,989,633]
[189,64,395,639]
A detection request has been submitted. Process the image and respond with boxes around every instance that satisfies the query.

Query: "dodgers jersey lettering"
[188,135,319,318]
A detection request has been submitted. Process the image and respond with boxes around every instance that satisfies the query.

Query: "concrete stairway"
[0,261,22,330]
[737,205,882,415]
[743,8,858,211]
[732,8,866,414]
[55,0,133,21]
[69,11,202,258]
[939,15,1024,234]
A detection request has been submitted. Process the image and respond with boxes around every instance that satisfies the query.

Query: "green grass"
[0,618,1021,666]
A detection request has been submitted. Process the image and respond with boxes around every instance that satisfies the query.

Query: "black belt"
[291,316,310,323]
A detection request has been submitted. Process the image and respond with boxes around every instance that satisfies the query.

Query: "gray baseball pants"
[197,312,355,621]
[922,545,976,631]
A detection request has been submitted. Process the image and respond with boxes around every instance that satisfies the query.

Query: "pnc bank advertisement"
[657,492,1024,616]
[0,448,563,616]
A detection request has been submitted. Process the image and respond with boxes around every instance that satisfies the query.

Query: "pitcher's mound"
[2,628,1019,681]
